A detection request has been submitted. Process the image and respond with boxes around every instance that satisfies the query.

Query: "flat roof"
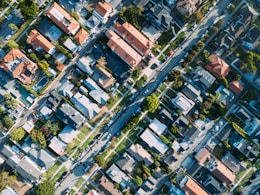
[172,93,195,115]
[149,118,167,135]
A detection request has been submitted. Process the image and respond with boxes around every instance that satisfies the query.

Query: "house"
[127,143,154,166]
[132,0,149,7]
[148,118,167,136]
[212,31,234,53]
[46,90,62,110]
[158,108,176,126]
[114,22,153,56]
[56,103,85,129]
[233,138,259,159]
[46,2,80,35]
[58,125,78,144]
[236,3,259,28]
[76,55,95,75]
[140,128,169,154]
[63,38,80,54]
[115,153,135,174]
[74,28,89,45]
[71,92,101,119]
[58,79,74,98]
[98,176,123,195]
[87,15,100,31]
[234,106,252,124]
[172,92,195,115]
[205,54,230,78]
[0,49,38,84]
[106,164,132,188]
[181,126,200,142]
[174,116,189,130]
[149,5,173,31]
[180,175,208,195]
[216,86,234,106]
[27,29,55,54]
[22,121,34,133]
[48,137,66,156]
[142,176,157,192]
[195,148,236,185]
[93,1,112,23]
[93,65,116,90]
[181,84,203,103]
[228,80,244,95]
[39,105,53,119]
[106,30,142,67]
[242,26,260,52]
[222,152,244,173]
[169,185,186,195]
[176,0,204,16]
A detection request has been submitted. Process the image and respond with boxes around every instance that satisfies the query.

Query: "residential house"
[76,55,95,75]
[176,0,204,16]
[83,77,109,105]
[182,84,203,103]
[0,49,38,84]
[127,143,154,166]
[180,175,209,195]
[148,118,167,136]
[228,80,244,95]
[98,176,123,195]
[63,38,80,54]
[211,30,234,53]
[174,116,189,130]
[114,22,153,56]
[71,92,101,119]
[181,126,201,142]
[242,26,260,52]
[115,153,135,175]
[172,92,195,115]
[221,152,244,173]
[132,0,149,7]
[87,15,100,31]
[191,66,216,91]
[39,105,53,119]
[106,164,132,188]
[149,5,173,31]
[216,87,234,106]
[48,136,66,156]
[205,54,230,78]
[142,176,157,193]
[140,128,169,154]
[58,125,78,144]
[46,2,80,35]
[158,108,177,126]
[22,121,34,133]
[27,29,55,54]
[195,148,236,185]
[56,103,85,129]
[58,79,74,98]
[74,28,89,45]
[106,30,142,67]
[169,186,186,195]
[93,65,116,90]
[93,2,112,23]
[46,90,62,110]
[232,138,259,159]
[0,187,18,195]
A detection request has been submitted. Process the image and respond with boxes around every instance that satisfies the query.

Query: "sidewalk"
[0,0,16,18]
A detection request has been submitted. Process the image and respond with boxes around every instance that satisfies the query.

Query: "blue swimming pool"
[33,77,49,92]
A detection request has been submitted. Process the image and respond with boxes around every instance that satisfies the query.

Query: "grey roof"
[222,152,242,173]
[238,140,259,158]
[182,84,202,103]
[0,145,15,158]
[234,107,251,122]
[106,164,131,188]
[192,66,216,90]
[243,26,260,45]
[29,148,56,169]
[132,0,149,7]
[216,124,232,141]
[47,90,62,109]
[183,126,200,141]
[127,144,154,166]
[150,5,172,28]
[115,153,135,174]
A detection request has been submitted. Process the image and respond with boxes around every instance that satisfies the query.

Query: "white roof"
[140,129,169,154]
[89,89,109,105]
[58,125,78,144]
[77,56,95,75]
[149,118,167,135]
[63,38,79,53]
[22,121,34,133]
[0,187,18,195]
[49,137,66,155]
[40,106,53,117]
[71,92,101,119]
[59,80,74,98]
[172,93,195,115]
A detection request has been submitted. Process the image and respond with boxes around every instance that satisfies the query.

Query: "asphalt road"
[242,173,260,195]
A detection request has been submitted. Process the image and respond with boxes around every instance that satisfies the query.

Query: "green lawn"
[77,132,85,141]
[80,125,91,135]
[65,138,81,154]
[75,177,85,188]
[238,169,255,186]
[159,83,167,92]
[115,138,131,155]
[42,162,62,179]
[50,166,67,183]
[157,29,174,49]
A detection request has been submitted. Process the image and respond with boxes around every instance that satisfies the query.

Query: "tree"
[10,127,26,142]
[94,154,105,166]
[35,180,55,195]
[133,176,143,187]
[4,94,17,109]
[67,53,73,59]
[30,129,46,148]
[217,19,224,26]
[212,26,219,32]
[55,45,69,55]
[37,60,49,70]
[219,77,228,87]
[143,94,159,113]
[168,69,182,82]
[6,40,19,49]
[0,171,16,192]
[8,23,18,31]
[3,116,14,129]
[170,126,178,134]
[193,11,203,23]
[20,0,39,19]
[29,53,39,62]
[236,74,242,80]
[160,135,171,146]
[71,12,79,21]
[119,6,144,30]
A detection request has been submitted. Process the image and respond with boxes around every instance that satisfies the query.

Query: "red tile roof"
[74,28,89,45]
[181,176,208,195]
[46,2,80,35]
[205,54,230,78]
[94,2,112,17]
[114,22,153,56]
[229,80,244,95]
[27,29,54,53]
[106,30,142,67]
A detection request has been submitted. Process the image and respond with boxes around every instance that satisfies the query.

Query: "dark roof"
[132,0,149,7]
[217,124,232,141]
[150,5,172,28]
[159,109,174,125]
[222,152,242,173]
[182,84,202,102]
[239,3,259,27]
[183,126,200,141]
[238,140,259,158]
[243,26,260,44]
[234,107,251,122]
[174,116,189,129]
[115,153,135,174]
[47,90,62,109]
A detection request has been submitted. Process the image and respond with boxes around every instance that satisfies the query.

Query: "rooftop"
[205,54,230,78]
[94,1,112,17]
[172,92,195,115]
[148,118,167,136]
[180,175,208,195]
[127,143,154,166]
[74,28,89,45]
[48,136,66,156]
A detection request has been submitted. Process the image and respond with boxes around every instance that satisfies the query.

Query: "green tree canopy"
[71,12,79,21]
[30,129,46,148]
[35,180,55,195]
[10,127,26,142]
[20,0,39,19]
[8,23,18,31]
[168,69,182,82]
[193,11,203,23]
[0,171,16,192]
[94,154,105,166]
[133,175,143,187]
[6,40,19,49]
[3,116,14,129]
[143,94,159,113]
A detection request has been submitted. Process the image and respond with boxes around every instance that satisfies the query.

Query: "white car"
[5,35,11,40]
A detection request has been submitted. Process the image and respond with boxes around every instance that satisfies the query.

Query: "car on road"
[144,89,149,95]
[62,187,71,195]
[151,63,158,70]
[5,35,12,41]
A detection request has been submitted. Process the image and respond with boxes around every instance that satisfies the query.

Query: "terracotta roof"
[46,2,80,35]
[114,22,153,56]
[74,28,89,45]
[0,49,37,84]
[181,176,208,195]
[228,80,244,95]
[195,147,211,165]
[99,176,122,195]
[205,54,230,78]
[94,2,112,17]
[27,29,54,53]
[106,30,142,67]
